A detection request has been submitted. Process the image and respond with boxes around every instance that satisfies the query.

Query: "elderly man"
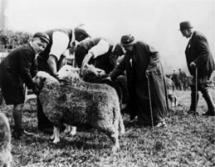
[0,32,49,139]
[109,35,168,127]
[36,27,90,133]
[179,21,215,116]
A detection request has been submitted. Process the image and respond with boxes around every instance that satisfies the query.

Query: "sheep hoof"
[120,128,125,135]
[112,145,120,152]
[69,127,77,136]
[50,134,54,140]
[53,138,60,144]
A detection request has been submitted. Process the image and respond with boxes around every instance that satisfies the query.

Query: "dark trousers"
[190,74,215,113]
[37,97,53,129]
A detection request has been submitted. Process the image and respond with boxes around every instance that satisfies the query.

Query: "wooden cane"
[146,73,154,131]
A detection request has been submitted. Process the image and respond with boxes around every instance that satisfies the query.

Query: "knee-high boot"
[202,88,215,116]
[12,105,23,139]
[189,86,199,113]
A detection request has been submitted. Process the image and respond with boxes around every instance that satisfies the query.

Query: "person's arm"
[48,31,70,76]
[109,55,126,81]
[145,43,160,72]
[82,52,94,67]
[47,54,58,76]
[19,50,35,89]
[81,39,110,67]
[30,58,38,78]
[89,39,110,58]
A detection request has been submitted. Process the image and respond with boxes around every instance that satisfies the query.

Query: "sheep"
[57,65,80,81]
[34,70,125,151]
[0,113,12,167]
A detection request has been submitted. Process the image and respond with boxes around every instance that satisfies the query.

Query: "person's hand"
[190,62,196,69]
[53,73,60,81]
[101,76,113,85]
[96,69,106,77]
[145,66,153,77]
[105,76,112,81]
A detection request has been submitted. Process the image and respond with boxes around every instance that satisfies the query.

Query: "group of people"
[170,68,190,91]
[0,21,215,140]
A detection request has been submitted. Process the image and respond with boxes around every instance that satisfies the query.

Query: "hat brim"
[179,26,193,31]
[121,41,135,46]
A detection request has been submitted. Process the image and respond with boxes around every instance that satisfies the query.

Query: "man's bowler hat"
[179,21,193,31]
[121,34,135,46]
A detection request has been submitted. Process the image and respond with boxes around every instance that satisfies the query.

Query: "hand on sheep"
[96,69,106,77]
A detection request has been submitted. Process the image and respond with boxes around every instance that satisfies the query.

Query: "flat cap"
[33,32,50,44]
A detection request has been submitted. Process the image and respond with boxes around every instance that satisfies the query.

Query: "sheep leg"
[63,125,77,136]
[64,124,71,134]
[53,126,60,143]
[1,149,12,167]
[69,126,77,136]
[110,129,120,152]
[118,114,125,135]
[96,121,120,152]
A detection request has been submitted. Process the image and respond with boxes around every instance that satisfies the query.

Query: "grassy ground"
[0,90,215,167]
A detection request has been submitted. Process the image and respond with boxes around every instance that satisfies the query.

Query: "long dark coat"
[0,43,37,105]
[110,41,168,125]
[185,31,215,79]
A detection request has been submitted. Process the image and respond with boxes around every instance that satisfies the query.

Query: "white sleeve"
[88,39,110,58]
[50,31,70,60]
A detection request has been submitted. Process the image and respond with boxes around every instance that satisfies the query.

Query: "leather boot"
[188,87,199,114]
[202,88,215,116]
[12,108,23,139]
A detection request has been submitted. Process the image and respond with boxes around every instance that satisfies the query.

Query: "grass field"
[0,90,215,167]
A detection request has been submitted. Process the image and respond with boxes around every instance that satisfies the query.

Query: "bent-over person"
[109,35,168,127]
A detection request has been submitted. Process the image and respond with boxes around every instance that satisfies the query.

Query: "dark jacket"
[0,43,37,104]
[110,41,167,125]
[185,31,215,78]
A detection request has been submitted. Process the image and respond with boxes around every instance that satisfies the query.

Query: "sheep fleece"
[39,77,122,131]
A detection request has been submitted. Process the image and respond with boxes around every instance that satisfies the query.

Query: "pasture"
[0,90,215,167]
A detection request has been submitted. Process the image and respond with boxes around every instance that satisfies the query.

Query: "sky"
[2,0,215,73]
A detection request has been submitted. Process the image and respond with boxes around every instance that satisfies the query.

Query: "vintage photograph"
[0,0,215,166]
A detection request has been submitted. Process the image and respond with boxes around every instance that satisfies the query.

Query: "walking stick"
[194,66,198,118]
[146,72,154,131]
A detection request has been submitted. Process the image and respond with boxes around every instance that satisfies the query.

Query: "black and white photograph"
[0,0,215,166]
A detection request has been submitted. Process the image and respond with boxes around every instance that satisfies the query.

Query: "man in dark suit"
[180,21,215,116]
[0,32,50,139]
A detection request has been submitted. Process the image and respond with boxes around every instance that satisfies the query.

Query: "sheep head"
[57,65,80,81]
[33,71,59,90]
